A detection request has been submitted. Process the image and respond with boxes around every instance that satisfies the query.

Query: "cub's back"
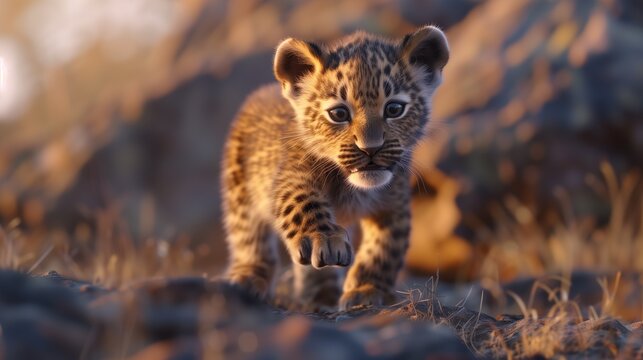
[222,83,293,217]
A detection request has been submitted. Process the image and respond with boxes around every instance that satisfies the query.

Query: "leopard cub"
[221,26,449,310]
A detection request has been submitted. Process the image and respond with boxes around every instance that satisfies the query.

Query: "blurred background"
[0,0,642,294]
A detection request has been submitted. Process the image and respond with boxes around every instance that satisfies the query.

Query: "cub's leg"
[292,263,343,311]
[224,216,278,299]
[222,137,278,298]
[273,170,353,309]
[340,189,411,310]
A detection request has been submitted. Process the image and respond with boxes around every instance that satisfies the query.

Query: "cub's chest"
[330,189,385,226]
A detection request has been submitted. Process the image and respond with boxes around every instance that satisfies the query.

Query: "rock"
[398,0,479,28]
[406,170,473,278]
[0,270,97,360]
[415,0,643,241]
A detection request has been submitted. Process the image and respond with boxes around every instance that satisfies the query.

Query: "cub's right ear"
[274,38,325,98]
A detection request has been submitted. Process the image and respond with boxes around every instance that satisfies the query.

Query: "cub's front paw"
[294,226,353,268]
[294,285,342,313]
[226,272,270,300]
[339,284,396,310]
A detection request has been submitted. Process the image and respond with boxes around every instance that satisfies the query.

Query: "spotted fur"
[222,26,449,310]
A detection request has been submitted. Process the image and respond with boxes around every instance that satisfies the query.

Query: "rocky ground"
[1,270,641,359]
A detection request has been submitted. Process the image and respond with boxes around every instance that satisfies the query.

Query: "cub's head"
[274,26,449,189]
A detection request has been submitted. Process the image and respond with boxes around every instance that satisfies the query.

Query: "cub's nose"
[357,145,382,157]
[353,134,384,157]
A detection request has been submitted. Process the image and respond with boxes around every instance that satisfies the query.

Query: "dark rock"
[0,270,98,360]
[425,0,643,238]
[398,0,480,29]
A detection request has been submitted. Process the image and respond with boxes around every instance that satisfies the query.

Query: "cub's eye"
[327,106,351,123]
[384,101,406,119]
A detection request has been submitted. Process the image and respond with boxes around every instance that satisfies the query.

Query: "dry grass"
[496,276,619,358]
[478,162,643,281]
[0,204,200,288]
[396,271,637,359]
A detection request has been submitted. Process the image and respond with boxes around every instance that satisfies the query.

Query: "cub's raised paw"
[339,284,396,311]
[294,227,353,268]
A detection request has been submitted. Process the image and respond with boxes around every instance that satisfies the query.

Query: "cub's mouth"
[349,163,392,173]
[346,162,395,189]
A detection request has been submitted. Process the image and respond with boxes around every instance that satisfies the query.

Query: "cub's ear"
[400,25,449,84]
[274,38,325,98]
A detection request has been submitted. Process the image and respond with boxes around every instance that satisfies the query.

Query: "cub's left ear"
[400,25,449,84]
